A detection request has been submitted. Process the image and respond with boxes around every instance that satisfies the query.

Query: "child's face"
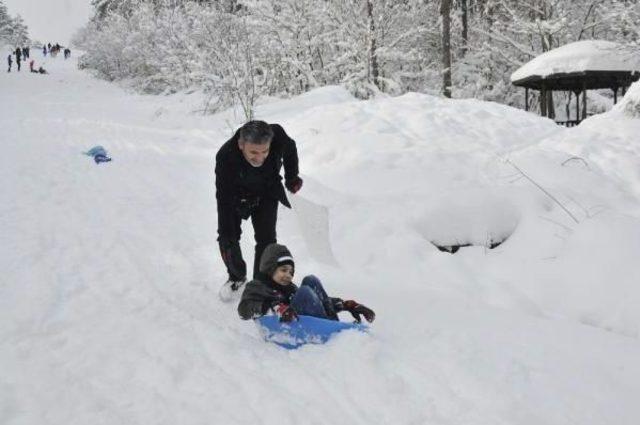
[272,265,294,286]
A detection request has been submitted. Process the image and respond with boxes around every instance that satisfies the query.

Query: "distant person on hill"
[15,47,21,61]
[64,48,71,59]
[215,120,303,301]
[21,47,27,59]
[29,59,35,73]
[15,51,21,72]
[42,45,47,56]
[7,54,12,72]
[47,43,51,50]
[38,66,47,75]
[237,243,376,323]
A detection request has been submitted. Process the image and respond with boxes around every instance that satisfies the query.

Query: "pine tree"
[10,14,29,46]
[0,0,13,43]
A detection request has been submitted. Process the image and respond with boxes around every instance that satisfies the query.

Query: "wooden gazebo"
[511,40,640,126]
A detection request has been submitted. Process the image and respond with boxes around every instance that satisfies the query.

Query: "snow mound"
[543,214,640,337]
[414,188,520,250]
[3,55,640,425]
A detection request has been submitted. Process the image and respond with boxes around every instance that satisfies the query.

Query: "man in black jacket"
[216,120,303,301]
[15,48,21,72]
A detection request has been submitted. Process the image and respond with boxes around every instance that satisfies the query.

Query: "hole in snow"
[433,238,507,254]
[414,191,520,254]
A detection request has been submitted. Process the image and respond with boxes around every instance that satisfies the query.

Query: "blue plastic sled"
[257,315,368,349]
[83,145,112,164]
[84,146,108,157]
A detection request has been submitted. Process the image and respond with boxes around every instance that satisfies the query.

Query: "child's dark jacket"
[237,278,298,320]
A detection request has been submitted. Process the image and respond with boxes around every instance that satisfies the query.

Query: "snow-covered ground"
[2,55,640,425]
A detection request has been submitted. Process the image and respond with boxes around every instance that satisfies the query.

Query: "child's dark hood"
[259,243,294,277]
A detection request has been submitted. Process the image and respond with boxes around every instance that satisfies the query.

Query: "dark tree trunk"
[441,0,453,98]
[461,0,469,56]
[366,0,380,89]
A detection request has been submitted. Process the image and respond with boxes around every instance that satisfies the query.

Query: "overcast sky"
[4,0,92,46]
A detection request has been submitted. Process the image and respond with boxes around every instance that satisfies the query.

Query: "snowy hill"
[2,55,640,425]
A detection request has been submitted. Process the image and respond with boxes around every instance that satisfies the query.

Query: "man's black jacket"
[215,124,299,226]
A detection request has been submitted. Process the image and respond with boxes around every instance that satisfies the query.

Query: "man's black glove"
[342,300,375,323]
[285,177,303,194]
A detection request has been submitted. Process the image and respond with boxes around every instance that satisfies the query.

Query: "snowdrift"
[2,55,640,425]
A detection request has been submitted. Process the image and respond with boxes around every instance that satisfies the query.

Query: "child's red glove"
[275,303,298,323]
[342,300,375,323]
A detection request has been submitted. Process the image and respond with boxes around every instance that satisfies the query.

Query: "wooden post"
[540,83,547,117]
[525,88,529,111]
[547,89,555,119]
[575,91,579,122]
[582,81,587,120]
[622,85,627,96]
[613,87,618,104]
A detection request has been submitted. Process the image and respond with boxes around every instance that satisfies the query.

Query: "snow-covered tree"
[0,1,14,44]
[75,0,640,115]
[91,0,156,20]
[0,1,30,47]
[10,14,29,46]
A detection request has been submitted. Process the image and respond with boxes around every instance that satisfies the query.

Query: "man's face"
[238,140,270,167]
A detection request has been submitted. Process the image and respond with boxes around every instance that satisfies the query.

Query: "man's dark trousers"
[218,197,278,281]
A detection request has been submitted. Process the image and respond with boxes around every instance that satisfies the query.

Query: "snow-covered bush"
[617,82,640,118]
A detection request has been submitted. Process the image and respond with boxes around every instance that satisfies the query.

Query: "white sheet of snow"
[2,54,640,425]
[511,40,640,82]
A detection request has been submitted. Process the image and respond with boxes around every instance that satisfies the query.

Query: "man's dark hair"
[238,120,274,145]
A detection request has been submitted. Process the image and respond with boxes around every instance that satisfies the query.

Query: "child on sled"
[238,243,375,323]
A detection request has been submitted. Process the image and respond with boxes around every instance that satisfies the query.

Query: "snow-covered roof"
[511,40,640,83]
